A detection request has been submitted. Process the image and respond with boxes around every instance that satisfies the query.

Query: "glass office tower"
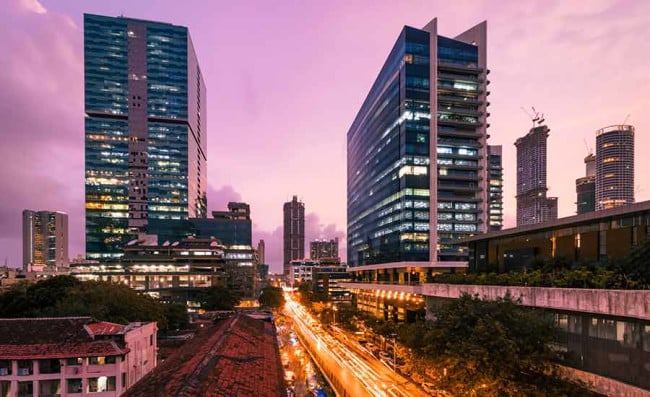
[488,145,503,231]
[347,19,489,268]
[84,14,207,259]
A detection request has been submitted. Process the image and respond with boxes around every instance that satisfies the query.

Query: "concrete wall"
[560,366,650,397]
[421,284,650,320]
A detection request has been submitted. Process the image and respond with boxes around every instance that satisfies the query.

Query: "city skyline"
[1,0,649,272]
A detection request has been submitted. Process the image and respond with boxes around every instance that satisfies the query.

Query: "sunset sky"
[1,0,648,272]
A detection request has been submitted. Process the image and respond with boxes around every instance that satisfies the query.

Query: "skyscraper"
[84,14,207,259]
[310,238,339,261]
[347,19,489,267]
[283,196,305,276]
[22,210,69,270]
[576,153,596,214]
[487,145,503,231]
[595,125,634,210]
[515,124,558,226]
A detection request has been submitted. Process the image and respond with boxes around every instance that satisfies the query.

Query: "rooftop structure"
[122,314,284,397]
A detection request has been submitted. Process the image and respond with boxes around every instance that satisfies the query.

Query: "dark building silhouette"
[576,154,596,214]
[283,196,304,277]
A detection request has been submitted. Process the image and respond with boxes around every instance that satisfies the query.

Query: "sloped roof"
[123,314,284,397]
[0,317,131,359]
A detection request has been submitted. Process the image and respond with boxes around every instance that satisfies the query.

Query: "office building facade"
[310,238,339,261]
[576,153,596,214]
[487,145,503,231]
[515,125,558,226]
[283,196,305,276]
[22,210,68,271]
[347,19,489,268]
[84,14,207,259]
[595,125,634,211]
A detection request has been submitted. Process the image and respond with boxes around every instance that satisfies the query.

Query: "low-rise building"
[289,260,318,286]
[70,236,258,305]
[0,317,156,397]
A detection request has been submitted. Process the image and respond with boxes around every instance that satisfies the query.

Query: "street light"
[390,333,397,373]
[332,304,338,325]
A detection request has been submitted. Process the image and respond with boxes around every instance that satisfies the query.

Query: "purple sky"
[1,0,649,273]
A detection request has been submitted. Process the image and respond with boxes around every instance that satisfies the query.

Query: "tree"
[164,302,190,331]
[199,285,241,310]
[258,286,284,309]
[420,293,595,396]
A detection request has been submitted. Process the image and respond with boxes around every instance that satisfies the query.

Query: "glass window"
[67,379,82,394]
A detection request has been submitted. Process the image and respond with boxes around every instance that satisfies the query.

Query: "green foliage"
[0,276,176,330]
[431,266,645,289]
[258,286,285,309]
[198,285,241,310]
[164,302,190,331]
[384,294,596,396]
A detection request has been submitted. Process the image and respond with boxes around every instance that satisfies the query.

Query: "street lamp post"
[390,333,397,373]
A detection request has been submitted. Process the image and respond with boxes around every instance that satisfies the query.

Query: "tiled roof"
[0,341,129,359]
[123,314,285,397]
[86,321,125,336]
[0,317,94,344]
[0,317,130,359]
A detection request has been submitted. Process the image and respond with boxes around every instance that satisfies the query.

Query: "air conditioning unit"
[0,368,8,376]
[17,368,30,376]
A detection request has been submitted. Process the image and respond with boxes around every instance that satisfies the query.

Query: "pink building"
[0,317,157,397]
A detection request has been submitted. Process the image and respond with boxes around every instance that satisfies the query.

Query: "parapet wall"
[421,284,650,320]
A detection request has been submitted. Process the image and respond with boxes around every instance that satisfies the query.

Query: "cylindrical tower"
[595,125,634,210]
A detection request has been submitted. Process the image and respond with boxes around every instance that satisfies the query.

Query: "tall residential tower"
[595,125,634,210]
[283,196,305,276]
[515,124,557,226]
[347,19,489,268]
[84,14,207,259]
[22,210,69,270]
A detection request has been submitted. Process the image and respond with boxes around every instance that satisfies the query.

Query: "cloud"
[16,0,47,14]
[0,0,83,267]
[206,185,243,213]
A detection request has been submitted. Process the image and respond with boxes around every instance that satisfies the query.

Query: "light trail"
[284,295,426,397]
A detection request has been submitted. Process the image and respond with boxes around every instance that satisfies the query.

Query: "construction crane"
[520,106,545,128]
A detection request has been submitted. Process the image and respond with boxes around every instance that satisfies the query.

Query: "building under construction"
[515,123,558,226]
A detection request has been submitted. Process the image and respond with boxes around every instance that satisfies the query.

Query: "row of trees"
[0,276,286,330]
[337,294,596,396]
[0,276,188,331]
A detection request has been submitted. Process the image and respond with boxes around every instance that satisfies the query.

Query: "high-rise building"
[595,125,634,210]
[347,19,489,267]
[515,124,558,226]
[310,238,339,261]
[283,196,305,276]
[84,14,207,259]
[257,239,266,265]
[576,153,596,214]
[487,145,503,231]
[22,210,69,270]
